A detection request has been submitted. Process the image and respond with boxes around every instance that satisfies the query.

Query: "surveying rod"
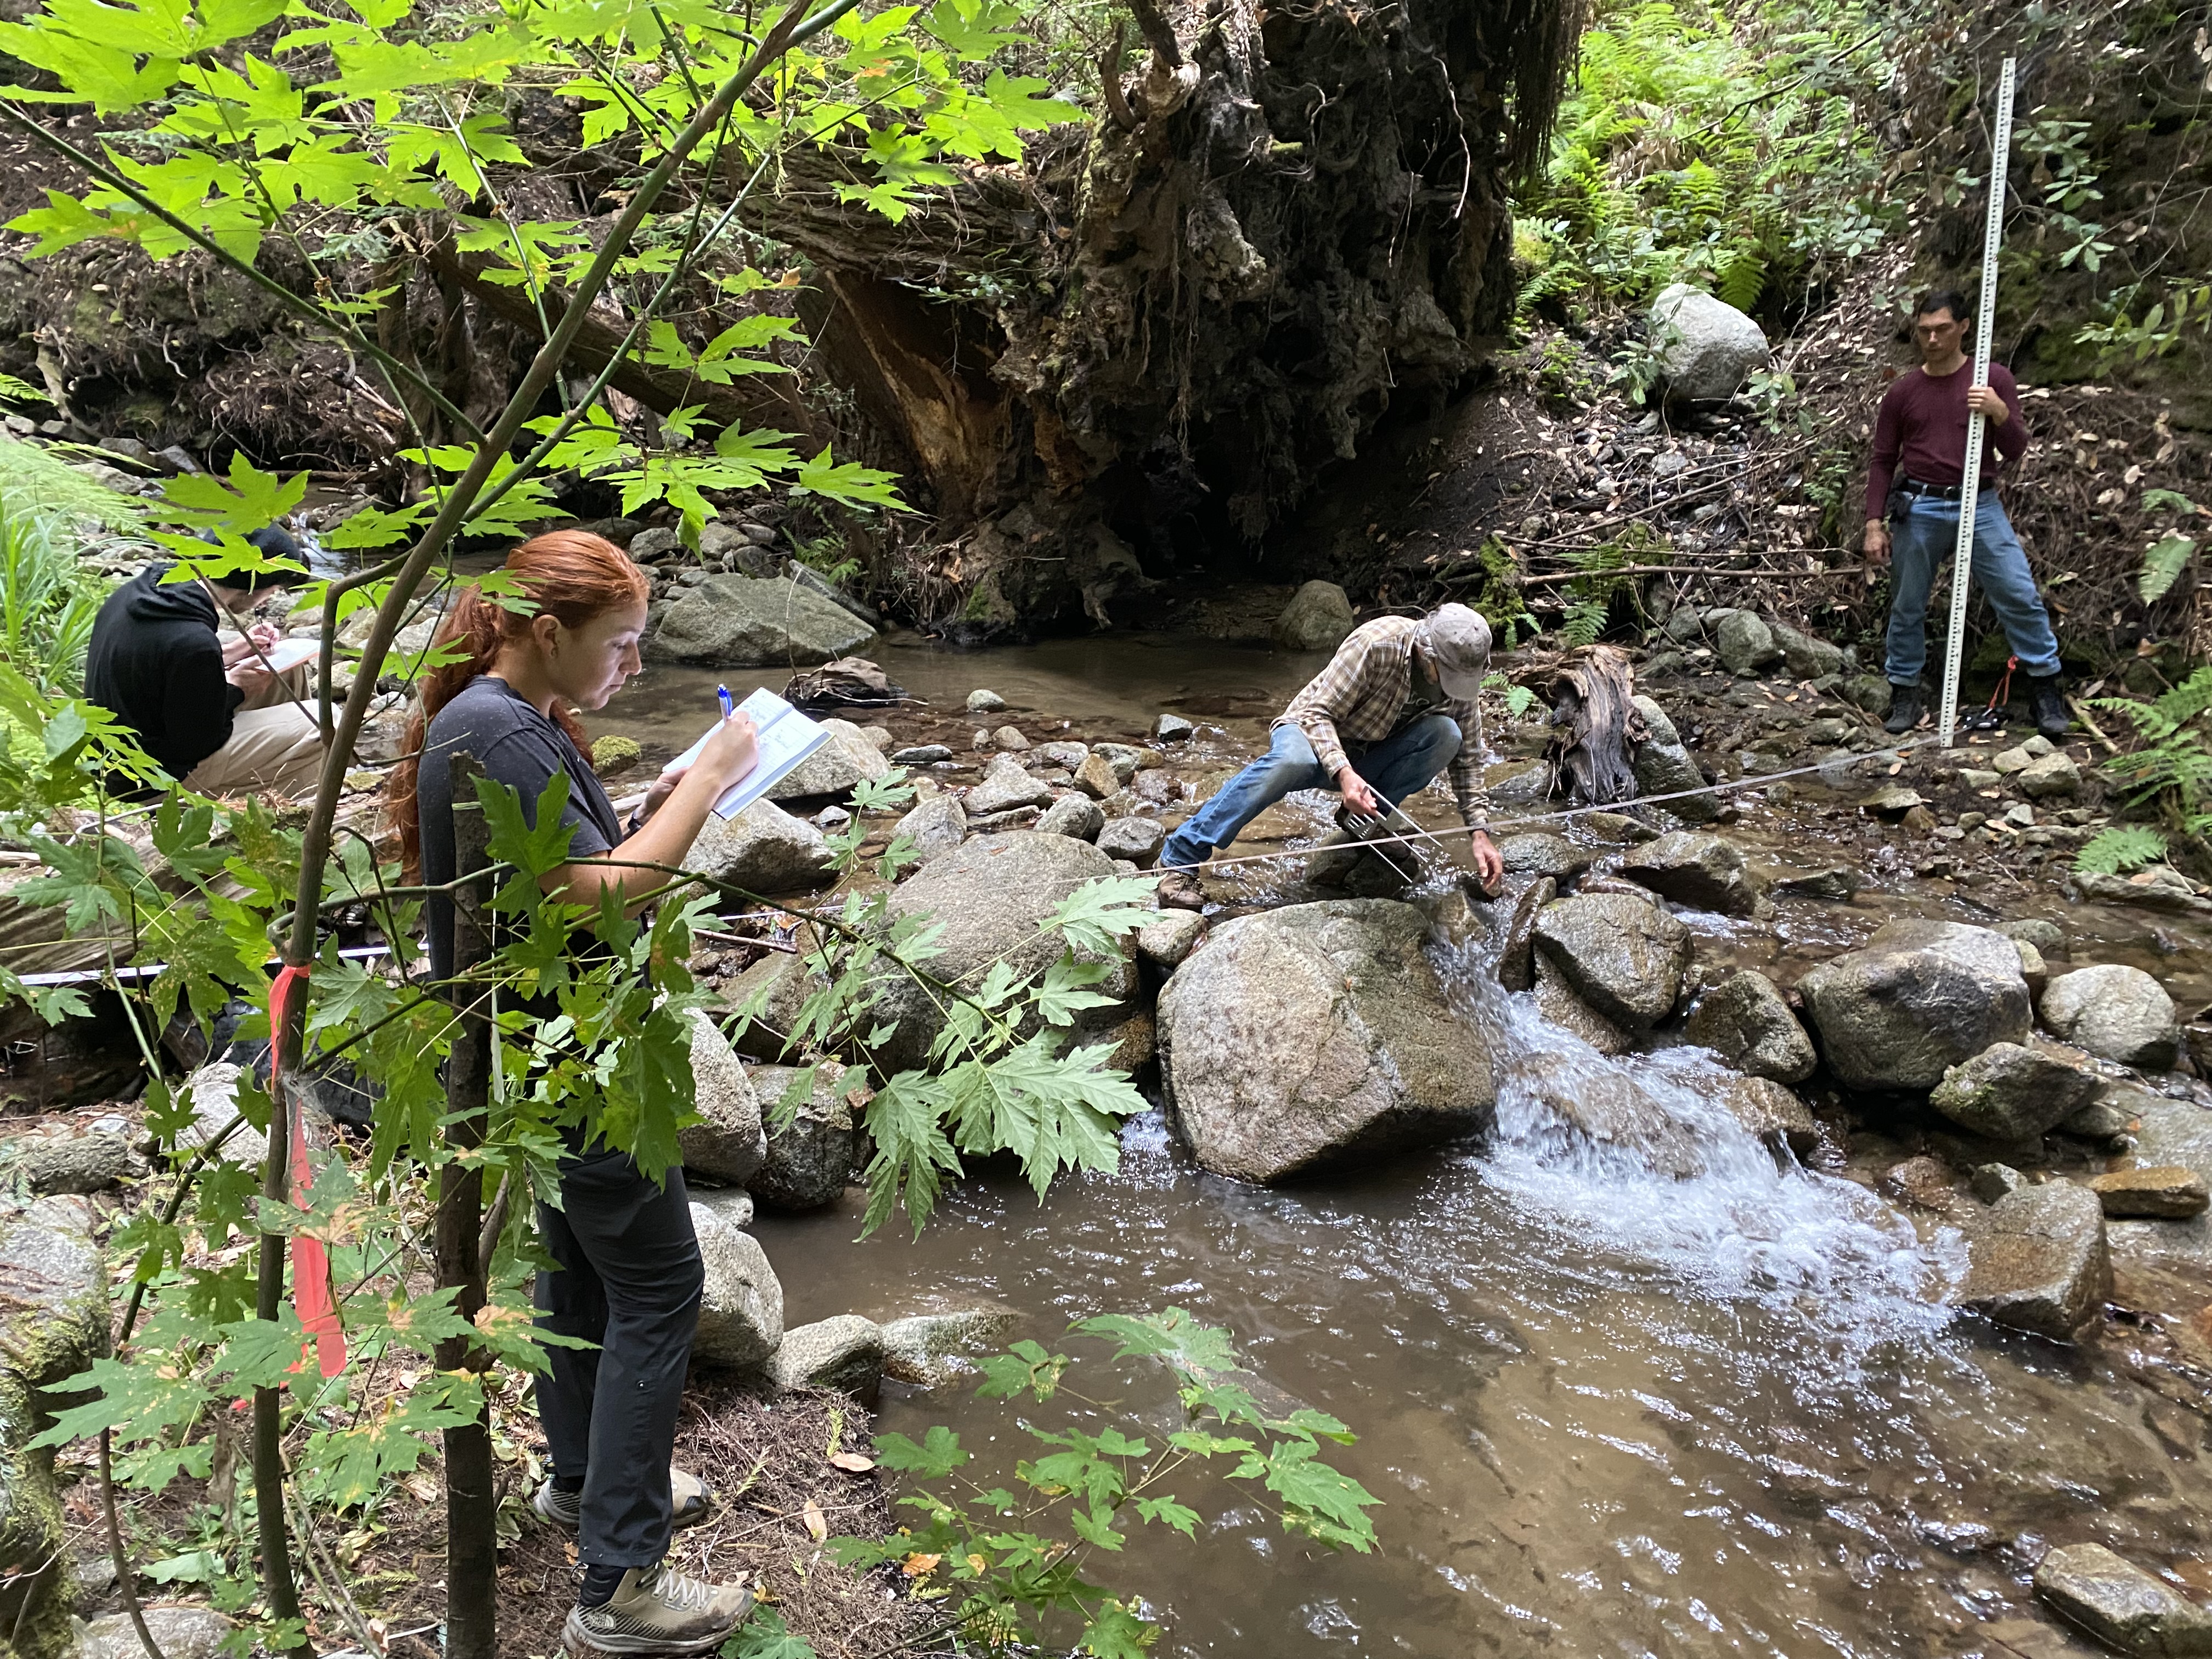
[1937,55,2019,747]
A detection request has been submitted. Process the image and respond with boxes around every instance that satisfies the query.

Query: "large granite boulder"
[682,799,835,894]
[679,1013,768,1187]
[1531,890,1693,1029]
[1618,830,1764,917]
[689,1191,783,1376]
[1954,1181,2111,1341]
[873,833,1136,1072]
[1797,919,2032,1092]
[0,1196,106,1658]
[1273,580,1356,651]
[1927,1041,2103,1142]
[646,574,876,666]
[1683,969,1815,1083]
[1650,284,1769,401]
[766,718,892,802]
[2039,964,2181,1070]
[1158,899,1495,1183]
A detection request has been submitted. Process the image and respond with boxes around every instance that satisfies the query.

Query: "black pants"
[535,1144,704,1568]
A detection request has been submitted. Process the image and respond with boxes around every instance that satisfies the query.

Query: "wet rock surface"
[1159,900,1496,1183]
[2034,1542,2212,1657]
[1797,919,2033,1092]
[1531,889,1693,1030]
[2090,1166,2211,1218]
[772,1314,884,1399]
[2039,964,2181,1071]
[1681,969,1815,1083]
[1928,1042,2105,1142]
[680,1013,768,1187]
[746,1065,856,1212]
[1955,1181,2112,1341]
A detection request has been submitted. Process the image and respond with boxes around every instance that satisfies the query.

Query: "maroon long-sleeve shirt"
[1864,359,2028,520]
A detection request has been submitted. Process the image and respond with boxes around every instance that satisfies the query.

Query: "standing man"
[86,525,327,798]
[1157,602,1505,907]
[1864,287,2068,738]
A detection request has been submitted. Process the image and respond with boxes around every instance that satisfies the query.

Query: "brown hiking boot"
[563,1561,754,1656]
[1156,871,1205,911]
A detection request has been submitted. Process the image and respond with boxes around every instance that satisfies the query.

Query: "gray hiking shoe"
[534,1468,713,1533]
[563,1561,754,1656]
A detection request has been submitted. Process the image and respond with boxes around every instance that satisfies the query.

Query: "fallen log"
[1544,645,1645,806]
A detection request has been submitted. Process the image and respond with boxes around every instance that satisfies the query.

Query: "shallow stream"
[601,629,2212,1654]
[757,924,2210,1657]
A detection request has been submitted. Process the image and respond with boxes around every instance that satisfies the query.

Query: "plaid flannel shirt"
[1276,616,1489,830]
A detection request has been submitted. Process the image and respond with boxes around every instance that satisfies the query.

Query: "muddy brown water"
[605,634,2212,1655]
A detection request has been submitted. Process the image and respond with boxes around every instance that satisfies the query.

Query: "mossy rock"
[0,1195,108,1659]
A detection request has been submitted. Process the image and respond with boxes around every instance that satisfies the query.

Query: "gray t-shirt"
[417,675,623,986]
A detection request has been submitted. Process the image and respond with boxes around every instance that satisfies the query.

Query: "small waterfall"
[1434,939,1967,1369]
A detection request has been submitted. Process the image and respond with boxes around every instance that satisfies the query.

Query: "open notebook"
[669,686,831,819]
[220,636,320,673]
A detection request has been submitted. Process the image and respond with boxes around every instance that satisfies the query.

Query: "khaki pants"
[181,669,326,799]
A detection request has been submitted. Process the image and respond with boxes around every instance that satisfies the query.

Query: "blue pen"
[716,683,735,720]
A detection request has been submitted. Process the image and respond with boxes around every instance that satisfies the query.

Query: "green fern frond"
[1562,597,1610,647]
[2073,825,2168,877]
[2153,667,2212,727]
[2140,533,2196,603]
[0,436,142,530]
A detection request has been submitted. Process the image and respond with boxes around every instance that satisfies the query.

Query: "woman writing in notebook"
[387,530,762,1655]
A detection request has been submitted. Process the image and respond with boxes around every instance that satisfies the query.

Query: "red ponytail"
[387,531,650,881]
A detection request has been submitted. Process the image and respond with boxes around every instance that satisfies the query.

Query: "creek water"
[594,627,2212,1651]
[756,910,2210,1657]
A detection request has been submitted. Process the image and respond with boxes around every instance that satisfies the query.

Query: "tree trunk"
[438,753,499,1659]
[746,0,1583,632]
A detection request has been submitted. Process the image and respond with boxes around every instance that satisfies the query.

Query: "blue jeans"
[1160,715,1463,868]
[1884,493,2061,684]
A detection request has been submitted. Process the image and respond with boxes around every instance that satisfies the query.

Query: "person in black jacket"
[85,526,325,797]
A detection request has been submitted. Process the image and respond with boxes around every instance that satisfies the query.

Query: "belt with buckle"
[1900,477,1966,500]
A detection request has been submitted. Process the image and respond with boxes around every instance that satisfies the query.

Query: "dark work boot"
[2027,674,2070,739]
[1882,685,1924,736]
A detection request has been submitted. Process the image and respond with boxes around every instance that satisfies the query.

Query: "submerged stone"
[1955,1181,2111,1341]
[2034,1542,2212,1657]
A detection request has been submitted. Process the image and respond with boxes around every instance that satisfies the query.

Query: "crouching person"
[1156,602,1505,907]
[85,525,325,798]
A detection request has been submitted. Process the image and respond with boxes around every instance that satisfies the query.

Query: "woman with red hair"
[390,530,758,1654]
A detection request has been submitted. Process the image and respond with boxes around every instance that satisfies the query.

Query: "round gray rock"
[766,718,893,802]
[1096,816,1165,868]
[747,1065,855,1211]
[679,1013,768,1187]
[1036,793,1105,840]
[1158,899,1496,1183]
[1531,890,1693,1030]
[771,1313,884,1398]
[689,1193,783,1375]
[1650,283,1770,400]
[1797,919,2032,1091]
[1618,830,1764,917]
[1713,611,1782,675]
[1927,1041,2104,1141]
[875,832,1136,1072]
[1273,580,1356,651]
[893,792,968,862]
[682,799,834,895]
[2039,964,2180,1070]
[1682,969,1815,1083]
[966,754,1055,817]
